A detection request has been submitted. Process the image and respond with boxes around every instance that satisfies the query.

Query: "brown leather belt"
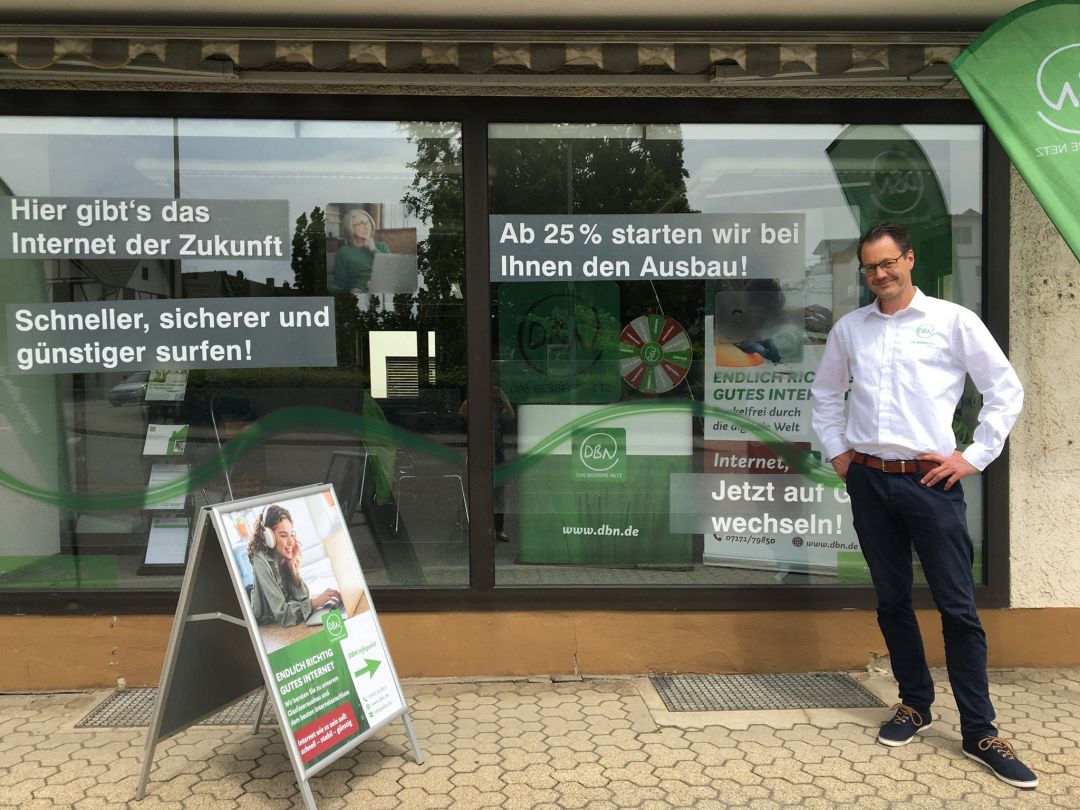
[851,451,940,475]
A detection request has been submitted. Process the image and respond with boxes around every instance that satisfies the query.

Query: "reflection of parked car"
[109,371,149,406]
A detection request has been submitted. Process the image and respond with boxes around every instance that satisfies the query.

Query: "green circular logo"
[1038,43,1080,134]
[916,324,935,338]
[579,431,620,473]
[870,149,925,215]
[641,342,664,366]
[323,611,346,640]
[517,292,605,378]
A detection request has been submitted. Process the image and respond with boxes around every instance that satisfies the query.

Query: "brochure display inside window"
[0,116,468,594]
[488,122,986,587]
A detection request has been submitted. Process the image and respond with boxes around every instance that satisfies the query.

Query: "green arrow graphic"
[353,658,382,679]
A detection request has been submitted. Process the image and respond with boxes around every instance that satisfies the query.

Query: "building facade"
[1,1,1078,691]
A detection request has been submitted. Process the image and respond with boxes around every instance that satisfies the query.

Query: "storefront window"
[489,121,985,586]
[0,116,466,593]
[0,104,996,604]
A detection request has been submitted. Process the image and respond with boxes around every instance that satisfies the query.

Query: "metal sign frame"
[135,483,423,810]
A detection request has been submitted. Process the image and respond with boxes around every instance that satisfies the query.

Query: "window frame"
[0,90,1010,613]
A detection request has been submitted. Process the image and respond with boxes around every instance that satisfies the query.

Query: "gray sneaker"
[877,704,932,747]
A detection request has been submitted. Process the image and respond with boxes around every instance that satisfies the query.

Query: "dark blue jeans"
[846,461,996,741]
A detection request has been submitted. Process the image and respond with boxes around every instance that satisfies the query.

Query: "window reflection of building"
[181,271,284,298]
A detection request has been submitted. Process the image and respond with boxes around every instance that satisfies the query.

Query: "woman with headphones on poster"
[247,503,342,627]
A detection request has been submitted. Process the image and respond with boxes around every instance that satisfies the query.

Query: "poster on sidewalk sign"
[212,486,407,774]
[137,483,421,810]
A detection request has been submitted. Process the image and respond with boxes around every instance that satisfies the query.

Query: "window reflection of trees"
[285,125,465,392]
[489,126,705,403]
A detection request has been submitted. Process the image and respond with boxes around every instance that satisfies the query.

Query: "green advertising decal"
[572,427,627,482]
[497,281,621,404]
[826,125,953,298]
[952,0,1080,264]
[267,625,370,769]
[517,406,692,567]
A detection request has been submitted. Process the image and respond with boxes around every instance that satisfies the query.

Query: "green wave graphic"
[0,401,839,511]
[494,401,841,487]
[0,407,458,511]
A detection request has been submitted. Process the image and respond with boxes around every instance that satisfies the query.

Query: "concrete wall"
[1009,168,1080,607]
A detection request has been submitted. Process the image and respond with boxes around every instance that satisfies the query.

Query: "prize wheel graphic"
[619,315,692,394]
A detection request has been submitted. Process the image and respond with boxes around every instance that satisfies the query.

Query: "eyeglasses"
[859,252,908,276]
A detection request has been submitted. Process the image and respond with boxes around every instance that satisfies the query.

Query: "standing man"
[810,223,1035,789]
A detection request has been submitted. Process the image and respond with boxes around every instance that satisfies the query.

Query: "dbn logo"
[518,292,605,377]
[870,149,924,215]
[578,432,621,472]
[1037,43,1080,134]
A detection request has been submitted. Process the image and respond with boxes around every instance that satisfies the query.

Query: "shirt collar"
[864,286,928,319]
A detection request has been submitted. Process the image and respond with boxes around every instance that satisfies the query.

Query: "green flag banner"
[952,0,1080,263]
[826,124,954,299]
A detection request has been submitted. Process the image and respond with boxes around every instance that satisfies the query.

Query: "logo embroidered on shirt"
[912,323,937,346]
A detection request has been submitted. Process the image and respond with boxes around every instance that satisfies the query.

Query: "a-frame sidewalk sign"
[135,483,423,810]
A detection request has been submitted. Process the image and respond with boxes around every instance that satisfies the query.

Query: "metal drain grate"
[650,672,886,712]
[76,687,276,728]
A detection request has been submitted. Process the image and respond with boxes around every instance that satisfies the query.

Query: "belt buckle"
[877,457,886,471]
[900,460,906,474]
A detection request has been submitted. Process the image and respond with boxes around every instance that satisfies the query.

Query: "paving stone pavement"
[1,668,1078,809]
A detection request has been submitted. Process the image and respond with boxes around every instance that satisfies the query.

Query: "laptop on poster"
[306,601,346,626]
[304,528,369,626]
[368,253,419,294]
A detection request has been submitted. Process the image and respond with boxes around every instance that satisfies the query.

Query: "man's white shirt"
[810,288,1023,471]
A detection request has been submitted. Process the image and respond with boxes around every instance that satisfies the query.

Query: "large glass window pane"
[0,116,466,594]
[489,121,984,587]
